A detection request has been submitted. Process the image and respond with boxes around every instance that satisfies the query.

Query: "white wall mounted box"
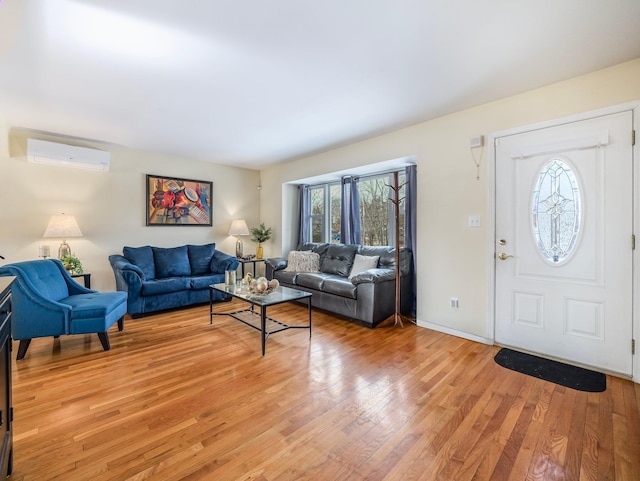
[470,135,484,148]
[26,138,110,172]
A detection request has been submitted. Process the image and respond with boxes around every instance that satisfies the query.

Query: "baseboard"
[416,320,494,346]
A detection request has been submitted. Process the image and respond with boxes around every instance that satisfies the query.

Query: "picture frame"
[146,174,212,226]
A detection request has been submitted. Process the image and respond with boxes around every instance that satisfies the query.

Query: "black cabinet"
[0,278,13,478]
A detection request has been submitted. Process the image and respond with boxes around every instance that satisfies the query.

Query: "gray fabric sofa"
[265,242,412,327]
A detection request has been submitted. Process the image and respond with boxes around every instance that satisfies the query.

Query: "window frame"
[308,182,341,243]
[305,169,405,247]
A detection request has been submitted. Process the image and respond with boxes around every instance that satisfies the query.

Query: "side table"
[237,258,265,278]
[71,273,91,289]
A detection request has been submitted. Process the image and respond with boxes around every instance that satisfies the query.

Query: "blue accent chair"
[0,259,128,360]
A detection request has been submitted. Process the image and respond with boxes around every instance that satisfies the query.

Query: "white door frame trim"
[487,101,640,382]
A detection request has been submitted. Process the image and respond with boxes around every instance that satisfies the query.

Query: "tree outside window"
[307,171,405,247]
[330,184,341,243]
[359,173,406,247]
[310,186,324,243]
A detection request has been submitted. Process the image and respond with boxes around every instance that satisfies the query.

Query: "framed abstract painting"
[146,174,212,226]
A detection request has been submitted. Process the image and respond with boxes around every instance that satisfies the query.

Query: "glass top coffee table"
[209,283,312,355]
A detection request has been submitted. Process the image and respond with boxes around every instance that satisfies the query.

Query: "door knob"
[498,253,514,261]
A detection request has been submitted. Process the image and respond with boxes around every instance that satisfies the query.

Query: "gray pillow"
[348,254,380,279]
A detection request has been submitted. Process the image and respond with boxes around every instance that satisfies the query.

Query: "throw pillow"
[348,254,380,279]
[284,251,320,272]
[188,243,216,275]
[123,245,155,280]
[210,250,236,274]
[152,246,191,278]
[320,244,358,277]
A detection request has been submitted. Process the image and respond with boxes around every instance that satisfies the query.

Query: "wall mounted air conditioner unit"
[26,138,110,172]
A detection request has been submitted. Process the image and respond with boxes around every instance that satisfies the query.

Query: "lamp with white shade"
[43,214,83,259]
[228,219,249,258]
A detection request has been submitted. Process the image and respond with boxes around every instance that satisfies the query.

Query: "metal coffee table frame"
[209,283,312,355]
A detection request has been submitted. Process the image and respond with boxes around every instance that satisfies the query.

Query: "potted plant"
[250,223,272,259]
[60,254,83,275]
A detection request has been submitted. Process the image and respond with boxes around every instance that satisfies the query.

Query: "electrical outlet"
[450,298,459,309]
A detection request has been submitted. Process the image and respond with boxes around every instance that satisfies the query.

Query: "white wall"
[259,57,640,341]
[0,128,260,291]
[2,57,639,343]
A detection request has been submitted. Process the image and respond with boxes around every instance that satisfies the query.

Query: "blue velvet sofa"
[109,243,239,316]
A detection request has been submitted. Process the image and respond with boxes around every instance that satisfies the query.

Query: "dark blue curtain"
[297,184,310,246]
[405,164,417,315]
[340,176,361,244]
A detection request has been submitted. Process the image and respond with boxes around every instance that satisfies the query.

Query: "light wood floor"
[10,300,640,481]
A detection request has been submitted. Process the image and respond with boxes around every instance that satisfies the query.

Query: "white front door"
[494,109,634,376]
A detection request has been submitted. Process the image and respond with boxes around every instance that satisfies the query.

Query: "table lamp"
[228,219,249,258]
[43,213,83,259]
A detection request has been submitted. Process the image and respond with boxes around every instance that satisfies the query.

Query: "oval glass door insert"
[531,158,582,264]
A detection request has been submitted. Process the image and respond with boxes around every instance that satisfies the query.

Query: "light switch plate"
[468,215,481,227]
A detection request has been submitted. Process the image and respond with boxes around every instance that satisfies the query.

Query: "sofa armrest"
[265,257,287,279]
[108,254,145,295]
[210,250,240,274]
[265,258,287,271]
[9,280,72,338]
[350,268,396,285]
[109,255,145,278]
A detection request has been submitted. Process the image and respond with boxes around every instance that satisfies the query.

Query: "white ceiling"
[1,0,639,169]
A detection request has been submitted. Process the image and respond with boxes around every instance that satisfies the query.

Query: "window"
[359,172,406,247]
[309,183,341,243]
[309,186,324,243]
[531,158,581,264]
[306,170,405,246]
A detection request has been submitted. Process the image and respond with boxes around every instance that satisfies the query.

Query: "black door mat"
[494,348,606,392]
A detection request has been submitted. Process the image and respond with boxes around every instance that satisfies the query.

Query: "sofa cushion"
[348,254,380,279]
[274,270,300,285]
[190,274,225,290]
[322,278,357,299]
[188,243,216,275]
[299,242,331,265]
[123,245,155,280]
[210,250,236,274]
[284,251,320,272]
[64,292,128,319]
[153,246,191,278]
[141,277,191,296]
[12,260,70,302]
[296,272,334,290]
[359,245,396,268]
[320,244,358,277]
